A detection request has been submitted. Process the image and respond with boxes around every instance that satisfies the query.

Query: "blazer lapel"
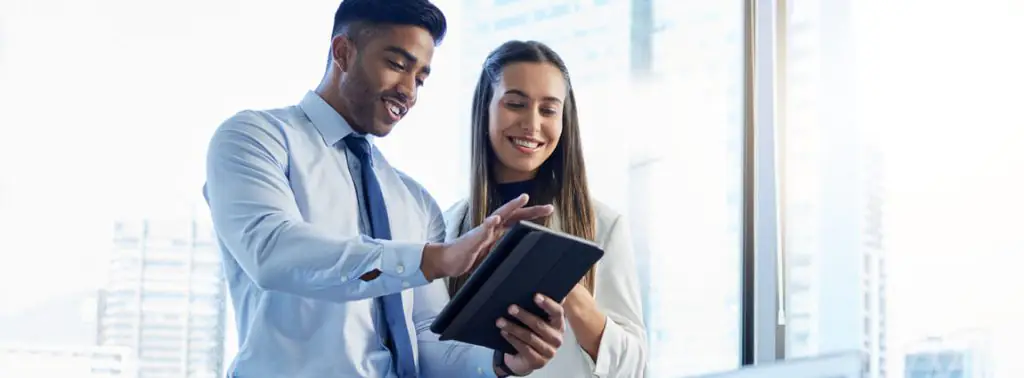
[443,199,471,243]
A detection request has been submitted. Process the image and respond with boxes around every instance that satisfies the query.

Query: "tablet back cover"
[436,225,603,355]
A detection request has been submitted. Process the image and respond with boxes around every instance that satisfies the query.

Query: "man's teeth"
[512,138,539,149]
[388,104,402,116]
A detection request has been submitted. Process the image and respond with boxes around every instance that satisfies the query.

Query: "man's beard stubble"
[343,68,380,135]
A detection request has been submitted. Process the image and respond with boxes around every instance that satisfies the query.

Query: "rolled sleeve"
[579,316,628,377]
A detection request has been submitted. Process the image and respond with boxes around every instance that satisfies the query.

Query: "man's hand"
[495,293,566,376]
[421,194,553,281]
[491,193,555,229]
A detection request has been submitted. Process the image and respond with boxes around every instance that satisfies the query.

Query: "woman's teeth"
[512,138,539,149]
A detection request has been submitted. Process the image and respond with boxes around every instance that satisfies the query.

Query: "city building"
[780,1,888,377]
[903,330,994,378]
[97,218,226,378]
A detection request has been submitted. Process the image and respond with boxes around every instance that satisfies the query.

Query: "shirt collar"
[298,90,376,147]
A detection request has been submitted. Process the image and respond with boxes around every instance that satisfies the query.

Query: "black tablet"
[429,220,604,355]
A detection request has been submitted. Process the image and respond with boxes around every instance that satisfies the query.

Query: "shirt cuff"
[581,315,619,378]
[378,240,430,290]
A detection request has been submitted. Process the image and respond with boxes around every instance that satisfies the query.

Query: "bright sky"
[1,0,1022,376]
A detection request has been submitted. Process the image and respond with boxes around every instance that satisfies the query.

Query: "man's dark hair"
[331,0,447,46]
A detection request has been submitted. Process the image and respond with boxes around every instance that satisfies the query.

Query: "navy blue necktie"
[344,135,417,377]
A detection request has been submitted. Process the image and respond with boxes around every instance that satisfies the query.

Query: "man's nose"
[397,74,417,104]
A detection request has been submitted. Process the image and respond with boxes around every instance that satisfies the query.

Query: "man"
[203,0,566,377]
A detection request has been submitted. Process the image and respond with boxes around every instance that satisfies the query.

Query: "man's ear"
[330,35,356,72]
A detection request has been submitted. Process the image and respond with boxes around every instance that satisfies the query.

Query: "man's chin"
[368,121,396,137]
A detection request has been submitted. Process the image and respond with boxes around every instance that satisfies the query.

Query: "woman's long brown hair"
[447,40,596,298]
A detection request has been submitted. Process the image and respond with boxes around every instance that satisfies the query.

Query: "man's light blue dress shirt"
[204,91,495,377]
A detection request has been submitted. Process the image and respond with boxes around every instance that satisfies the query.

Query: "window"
[779,0,1024,377]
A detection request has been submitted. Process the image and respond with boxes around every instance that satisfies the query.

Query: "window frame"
[741,0,785,366]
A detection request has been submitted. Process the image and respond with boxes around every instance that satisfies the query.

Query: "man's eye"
[388,61,405,70]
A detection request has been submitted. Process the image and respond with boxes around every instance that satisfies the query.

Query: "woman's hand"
[496,294,566,376]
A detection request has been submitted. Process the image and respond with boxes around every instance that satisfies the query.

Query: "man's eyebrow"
[383,46,430,75]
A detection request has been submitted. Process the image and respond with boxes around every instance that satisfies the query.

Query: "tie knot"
[343,135,373,163]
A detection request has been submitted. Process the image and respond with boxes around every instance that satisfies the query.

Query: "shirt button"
[477,367,484,375]
[396,264,405,274]
[341,275,348,282]
[402,281,410,288]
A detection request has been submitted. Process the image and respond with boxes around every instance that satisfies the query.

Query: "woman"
[444,40,647,377]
